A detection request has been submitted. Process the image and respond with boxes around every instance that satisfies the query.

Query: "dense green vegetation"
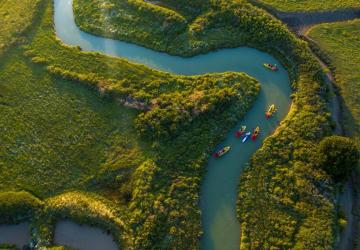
[0,0,40,56]
[251,0,360,12]
[317,136,359,181]
[39,0,336,248]
[73,1,338,248]
[0,0,259,248]
[135,73,258,139]
[0,191,42,224]
[74,0,296,56]
[155,0,209,19]
[2,0,355,248]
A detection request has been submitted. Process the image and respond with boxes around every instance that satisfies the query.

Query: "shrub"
[317,136,359,181]
[0,191,42,224]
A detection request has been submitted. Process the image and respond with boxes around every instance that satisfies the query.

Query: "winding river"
[50,0,290,249]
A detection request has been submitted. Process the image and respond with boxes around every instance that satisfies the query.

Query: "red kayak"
[235,125,246,138]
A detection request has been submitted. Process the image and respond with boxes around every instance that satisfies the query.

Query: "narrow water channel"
[53,0,291,249]
[54,220,118,250]
[0,223,30,248]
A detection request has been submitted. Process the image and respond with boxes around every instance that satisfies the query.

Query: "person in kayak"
[214,146,231,158]
[266,104,277,119]
[264,63,278,71]
[251,126,260,140]
[235,125,246,138]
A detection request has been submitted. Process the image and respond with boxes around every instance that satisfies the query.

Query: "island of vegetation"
[1,0,360,249]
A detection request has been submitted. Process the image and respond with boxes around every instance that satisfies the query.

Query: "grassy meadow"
[309,19,360,247]
[0,46,143,197]
[252,0,360,12]
[309,20,360,147]
[0,0,40,56]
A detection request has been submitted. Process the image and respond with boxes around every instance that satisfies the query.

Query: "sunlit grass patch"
[0,0,40,55]
[252,0,360,12]
[309,20,360,146]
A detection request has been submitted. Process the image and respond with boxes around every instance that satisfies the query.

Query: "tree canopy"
[318,136,359,181]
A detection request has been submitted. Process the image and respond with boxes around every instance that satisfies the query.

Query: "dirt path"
[338,181,357,250]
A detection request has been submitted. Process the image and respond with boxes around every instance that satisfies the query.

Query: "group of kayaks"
[213,63,278,158]
[235,126,260,142]
[214,104,277,158]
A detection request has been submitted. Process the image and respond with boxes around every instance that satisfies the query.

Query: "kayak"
[242,132,251,143]
[263,63,278,71]
[266,104,277,119]
[251,126,260,140]
[235,125,247,138]
[214,146,231,158]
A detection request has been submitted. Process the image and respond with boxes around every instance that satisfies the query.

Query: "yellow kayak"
[214,146,231,158]
[263,63,278,71]
[266,104,277,119]
[251,126,260,140]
